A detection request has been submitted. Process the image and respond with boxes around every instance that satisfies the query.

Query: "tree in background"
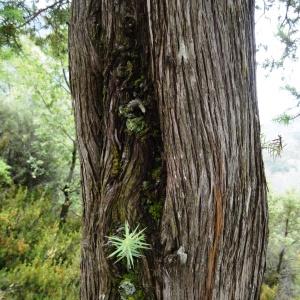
[0,100,59,187]
[70,1,267,299]
[0,37,81,218]
[263,190,300,299]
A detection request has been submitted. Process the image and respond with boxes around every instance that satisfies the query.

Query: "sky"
[255,2,300,193]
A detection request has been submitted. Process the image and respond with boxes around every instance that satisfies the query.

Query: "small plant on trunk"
[107,222,150,270]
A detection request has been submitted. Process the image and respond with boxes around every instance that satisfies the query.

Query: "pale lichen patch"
[178,41,188,61]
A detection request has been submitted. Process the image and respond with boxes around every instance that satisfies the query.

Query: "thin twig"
[17,0,68,29]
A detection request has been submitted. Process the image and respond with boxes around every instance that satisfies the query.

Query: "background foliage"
[0,186,80,300]
[262,190,300,299]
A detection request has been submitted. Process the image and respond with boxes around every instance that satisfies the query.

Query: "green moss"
[111,147,121,177]
[133,76,145,88]
[126,117,147,135]
[126,61,133,75]
[142,166,164,222]
[149,202,163,222]
[142,181,150,191]
[128,289,145,300]
[118,272,145,300]
[119,280,136,299]
[119,105,133,118]
[116,64,128,79]
[121,271,137,282]
[151,166,161,182]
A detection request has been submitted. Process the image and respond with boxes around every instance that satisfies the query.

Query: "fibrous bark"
[69,1,268,299]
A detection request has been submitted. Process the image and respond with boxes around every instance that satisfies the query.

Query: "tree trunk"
[276,217,289,275]
[59,140,77,227]
[69,1,268,299]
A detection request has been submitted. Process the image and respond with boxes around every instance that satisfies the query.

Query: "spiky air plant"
[107,222,150,270]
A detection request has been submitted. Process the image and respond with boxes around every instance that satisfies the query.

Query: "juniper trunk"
[69,0,268,299]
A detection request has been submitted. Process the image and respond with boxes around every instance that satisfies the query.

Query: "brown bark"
[69,1,268,299]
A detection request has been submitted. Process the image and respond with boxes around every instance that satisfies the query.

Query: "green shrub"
[0,186,80,299]
[260,284,277,300]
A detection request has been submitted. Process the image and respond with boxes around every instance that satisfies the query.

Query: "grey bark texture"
[69,0,268,299]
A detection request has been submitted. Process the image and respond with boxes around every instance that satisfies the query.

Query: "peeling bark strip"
[206,187,224,298]
[69,0,268,299]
